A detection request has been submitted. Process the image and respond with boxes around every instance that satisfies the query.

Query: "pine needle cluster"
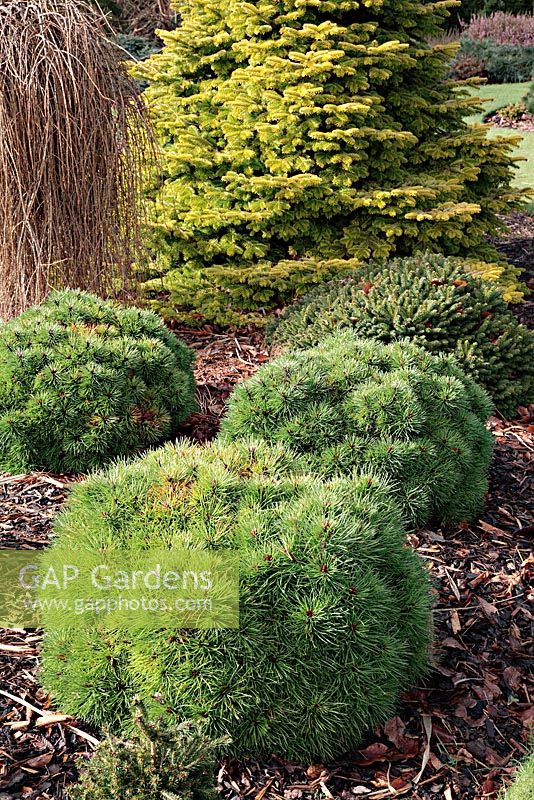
[69,699,226,800]
[130,0,523,324]
[42,438,433,761]
[0,290,196,473]
[267,254,534,418]
[220,333,494,527]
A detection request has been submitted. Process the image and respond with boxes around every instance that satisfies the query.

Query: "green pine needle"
[220,333,494,527]
[42,438,433,761]
[0,289,197,473]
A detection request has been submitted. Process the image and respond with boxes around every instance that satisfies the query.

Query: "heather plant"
[452,1,533,26]
[463,13,534,47]
[41,438,433,760]
[267,254,534,417]
[452,14,534,83]
[130,0,522,325]
[0,289,196,474]
[70,700,225,800]
[220,334,494,527]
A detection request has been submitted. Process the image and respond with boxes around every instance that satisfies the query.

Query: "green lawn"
[464,83,533,191]
[464,82,531,124]
[485,126,534,192]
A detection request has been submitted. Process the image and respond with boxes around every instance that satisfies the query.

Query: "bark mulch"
[1,213,533,800]
[171,324,270,442]
[493,212,534,296]
[490,212,534,329]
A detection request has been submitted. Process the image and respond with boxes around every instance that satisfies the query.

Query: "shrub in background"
[267,254,534,418]
[116,33,161,61]
[221,334,494,527]
[131,0,522,325]
[0,290,196,474]
[449,55,488,81]
[92,0,176,38]
[495,103,529,121]
[70,700,225,800]
[91,0,174,61]
[525,83,534,114]
[451,15,534,83]
[451,1,533,27]
[42,438,433,760]
[464,13,534,47]
[452,39,534,83]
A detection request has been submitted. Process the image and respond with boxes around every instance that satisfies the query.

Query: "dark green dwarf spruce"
[69,699,226,800]
[0,289,196,473]
[267,254,534,418]
[220,334,494,528]
[42,439,433,761]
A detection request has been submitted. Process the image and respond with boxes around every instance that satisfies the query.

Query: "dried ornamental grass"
[0,0,152,319]
[116,0,176,37]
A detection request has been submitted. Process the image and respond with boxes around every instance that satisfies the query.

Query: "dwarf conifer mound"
[0,289,196,473]
[69,702,224,800]
[267,254,534,418]
[131,0,522,324]
[41,439,433,761]
[220,334,494,527]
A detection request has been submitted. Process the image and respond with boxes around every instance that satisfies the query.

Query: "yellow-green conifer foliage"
[133,0,522,325]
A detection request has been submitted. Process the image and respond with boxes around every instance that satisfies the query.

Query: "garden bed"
[484,112,534,133]
[1,218,533,800]
[1,359,532,800]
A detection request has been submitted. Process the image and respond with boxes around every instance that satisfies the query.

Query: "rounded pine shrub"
[131,0,523,324]
[267,254,534,418]
[41,439,433,761]
[220,334,494,527]
[0,289,196,473]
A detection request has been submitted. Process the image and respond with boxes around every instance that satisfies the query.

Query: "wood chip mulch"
[1,214,533,800]
[171,324,271,442]
[491,212,534,329]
